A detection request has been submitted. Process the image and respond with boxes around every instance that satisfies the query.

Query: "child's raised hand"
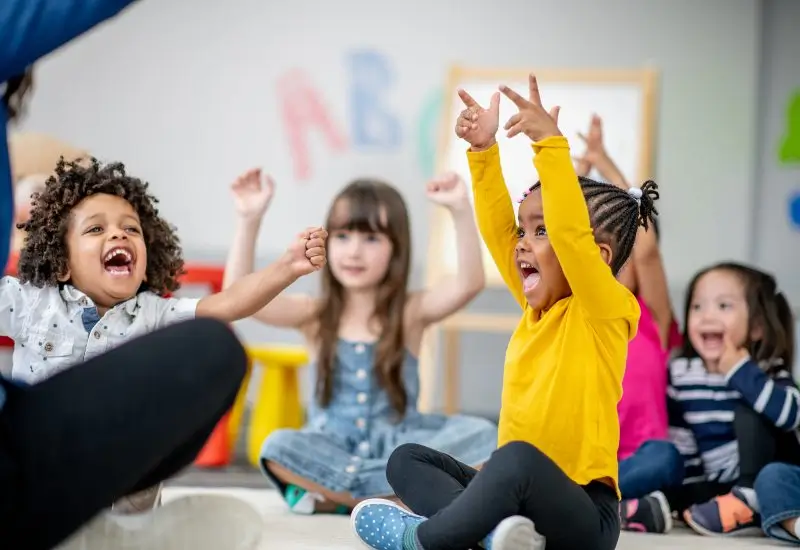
[230,168,275,220]
[426,172,469,210]
[717,333,750,375]
[283,227,327,278]
[576,114,607,164]
[455,89,500,150]
[500,74,561,142]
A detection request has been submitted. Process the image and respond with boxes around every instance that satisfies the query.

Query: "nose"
[109,227,128,240]
[515,236,531,254]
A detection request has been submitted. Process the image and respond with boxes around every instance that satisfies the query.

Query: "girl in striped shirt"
[620,262,800,537]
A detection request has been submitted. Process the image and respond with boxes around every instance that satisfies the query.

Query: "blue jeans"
[619,440,684,500]
[755,462,800,544]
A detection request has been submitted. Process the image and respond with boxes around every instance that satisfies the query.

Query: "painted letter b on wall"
[348,50,401,150]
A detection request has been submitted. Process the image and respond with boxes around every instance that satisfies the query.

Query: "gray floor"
[167,414,784,548]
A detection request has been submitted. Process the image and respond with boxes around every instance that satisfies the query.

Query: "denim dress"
[260,339,498,498]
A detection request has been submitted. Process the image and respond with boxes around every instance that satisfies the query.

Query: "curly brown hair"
[17,157,185,294]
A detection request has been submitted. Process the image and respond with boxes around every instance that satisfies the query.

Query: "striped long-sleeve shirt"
[667,355,800,484]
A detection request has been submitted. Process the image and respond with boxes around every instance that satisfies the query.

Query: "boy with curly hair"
[9,157,326,381]
[1,157,327,528]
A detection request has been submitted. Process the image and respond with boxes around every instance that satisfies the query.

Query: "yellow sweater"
[468,136,640,497]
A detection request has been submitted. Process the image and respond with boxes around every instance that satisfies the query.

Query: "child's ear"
[749,321,764,343]
[598,243,613,268]
[57,268,70,282]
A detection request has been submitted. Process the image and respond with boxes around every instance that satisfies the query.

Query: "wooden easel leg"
[418,327,439,413]
[443,327,461,415]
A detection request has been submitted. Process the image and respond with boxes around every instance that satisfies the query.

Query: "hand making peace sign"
[500,74,562,142]
[454,89,500,150]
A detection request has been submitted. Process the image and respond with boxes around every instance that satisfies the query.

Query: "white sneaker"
[56,494,264,550]
[487,516,545,550]
[112,483,163,514]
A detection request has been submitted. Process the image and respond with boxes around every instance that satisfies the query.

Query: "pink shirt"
[617,296,681,460]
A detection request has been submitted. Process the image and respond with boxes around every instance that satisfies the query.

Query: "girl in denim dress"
[224,168,498,514]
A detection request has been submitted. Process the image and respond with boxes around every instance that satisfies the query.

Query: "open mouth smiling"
[519,261,541,292]
[103,246,135,276]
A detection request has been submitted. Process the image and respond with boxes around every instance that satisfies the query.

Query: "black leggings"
[0,318,246,550]
[387,441,620,550]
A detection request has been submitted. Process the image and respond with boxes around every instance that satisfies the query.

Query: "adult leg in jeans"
[618,440,685,499]
[0,317,247,550]
[386,443,478,518]
[755,462,800,544]
[415,441,619,550]
[735,403,800,488]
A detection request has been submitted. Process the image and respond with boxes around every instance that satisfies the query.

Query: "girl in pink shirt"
[575,115,684,502]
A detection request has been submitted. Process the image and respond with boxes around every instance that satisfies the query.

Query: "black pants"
[663,403,800,512]
[0,318,246,550]
[387,441,620,550]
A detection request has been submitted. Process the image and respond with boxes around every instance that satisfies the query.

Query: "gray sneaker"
[56,494,264,550]
[112,484,163,514]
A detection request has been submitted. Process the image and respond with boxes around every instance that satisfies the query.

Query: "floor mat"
[161,487,785,549]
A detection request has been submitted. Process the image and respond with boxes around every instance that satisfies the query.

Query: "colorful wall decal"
[416,88,443,178]
[277,68,347,181]
[347,50,401,151]
[780,89,800,164]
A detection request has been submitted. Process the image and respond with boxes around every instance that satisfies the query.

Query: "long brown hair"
[314,179,411,416]
[679,262,795,372]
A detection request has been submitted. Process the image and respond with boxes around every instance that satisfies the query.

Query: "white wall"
[754,0,800,303]
[16,0,765,414]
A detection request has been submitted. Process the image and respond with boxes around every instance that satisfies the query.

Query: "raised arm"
[577,115,674,343]
[500,75,636,320]
[201,227,326,323]
[455,89,525,308]
[0,0,140,82]
[223,169,317,329]
[407,172,485,326]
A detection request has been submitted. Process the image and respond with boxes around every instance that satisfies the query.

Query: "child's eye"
[85,226,103,234]
[333,231,349,240]
[516,227,525,238]
[718,302,732,310]
[365,233,381,242]
[125,226,141,234]
[534,225,547,237]
[690,303,701,311]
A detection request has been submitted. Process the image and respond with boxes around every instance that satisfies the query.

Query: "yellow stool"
[228,345,309,467]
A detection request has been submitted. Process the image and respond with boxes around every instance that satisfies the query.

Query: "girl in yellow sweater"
[350,74,659,550]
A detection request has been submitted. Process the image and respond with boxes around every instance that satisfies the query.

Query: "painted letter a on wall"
[277,69,347,181]
[347,50,401,151]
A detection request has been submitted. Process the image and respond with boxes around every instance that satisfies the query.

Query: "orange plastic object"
[179,263,224,294]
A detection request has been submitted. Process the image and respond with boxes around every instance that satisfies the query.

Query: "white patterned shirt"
[0,276,198,384]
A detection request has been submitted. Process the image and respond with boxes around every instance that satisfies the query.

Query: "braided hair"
[525,178,659,275]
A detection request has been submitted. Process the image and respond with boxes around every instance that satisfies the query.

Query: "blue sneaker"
[351,499,424,549]
[483,516,544,550]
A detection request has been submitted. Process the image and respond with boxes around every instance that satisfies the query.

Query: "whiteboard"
[429,67,658,287]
